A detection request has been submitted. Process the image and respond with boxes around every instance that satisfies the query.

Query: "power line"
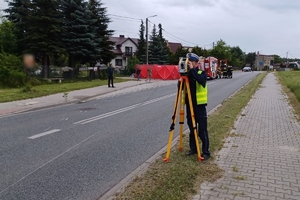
[110,17,141,22]
[108,14,141,21]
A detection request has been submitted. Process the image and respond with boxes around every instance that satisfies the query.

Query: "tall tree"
[4,0,31,55]
[157,23,169,64]
[61,0,101,68]
[135,20,146,64]
[191,46,209,57]
[230,46,245,68]
[148,24,160,64]
[24,0,65,78]
[209,39,232,61]
[89,0,114,65]
[169,45,188,65]
[245,52,256,67]
[0,19,17,54]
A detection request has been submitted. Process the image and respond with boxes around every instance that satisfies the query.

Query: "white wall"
[120,40,137,53]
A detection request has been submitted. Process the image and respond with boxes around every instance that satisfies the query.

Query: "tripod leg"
[179,84,185,151]
[164,79,183,162]
[185,79,204,162]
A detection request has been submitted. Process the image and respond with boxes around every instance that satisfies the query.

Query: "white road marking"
[28,129,61,139]
[74,93,176,125]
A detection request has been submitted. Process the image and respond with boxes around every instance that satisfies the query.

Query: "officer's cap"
[187,53,199,62]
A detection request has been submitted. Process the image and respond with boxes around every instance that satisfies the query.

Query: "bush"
[0,68,26,87]
[0,52,25,87]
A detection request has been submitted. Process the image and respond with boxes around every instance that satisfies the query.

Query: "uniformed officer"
[185,53,210,160]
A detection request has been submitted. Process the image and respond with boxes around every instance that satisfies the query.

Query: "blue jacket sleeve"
[188,68,207,88]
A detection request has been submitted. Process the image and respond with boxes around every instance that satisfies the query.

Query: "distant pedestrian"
[145,65,152,82]
[107,63,115,88]
[136,66,141,81]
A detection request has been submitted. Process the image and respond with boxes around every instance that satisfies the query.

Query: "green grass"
[114,72,267,200]
[277,71,300,102]
[276,71,300,121]
[0,78,128,103]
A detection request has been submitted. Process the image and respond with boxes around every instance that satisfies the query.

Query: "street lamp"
[146,15,157,65]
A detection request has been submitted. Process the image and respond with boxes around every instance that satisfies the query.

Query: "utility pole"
[145,15,157,65]
[286,51,289,68]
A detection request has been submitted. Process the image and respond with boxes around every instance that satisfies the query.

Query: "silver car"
[243,66,252,72]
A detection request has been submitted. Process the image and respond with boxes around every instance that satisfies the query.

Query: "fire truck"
[198,56,218,79]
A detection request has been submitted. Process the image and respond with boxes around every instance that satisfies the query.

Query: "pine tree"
[61,0,101,68]
[157,23,169,64]
[25,0,66,77]
[89,0,114,65]
[4,0,31,55]
[148,24,160,64]
[136,20,146,64]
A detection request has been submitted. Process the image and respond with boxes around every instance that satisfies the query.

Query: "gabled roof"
[109,36,127,45]
[109,36,138,46]
[167,42,182,53]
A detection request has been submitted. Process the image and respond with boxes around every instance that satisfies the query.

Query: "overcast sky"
[1,0,299,58]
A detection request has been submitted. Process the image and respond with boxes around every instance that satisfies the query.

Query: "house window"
[115,59,122,66]
[125,46,132,53]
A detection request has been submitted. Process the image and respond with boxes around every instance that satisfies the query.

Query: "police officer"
[185,53,210,160]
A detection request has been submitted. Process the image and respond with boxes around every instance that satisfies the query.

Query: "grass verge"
[0,78,128,103]
[276,71,300,121]
[113,72,267,200]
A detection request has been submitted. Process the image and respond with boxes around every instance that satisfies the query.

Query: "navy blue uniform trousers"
[186,103,210,156]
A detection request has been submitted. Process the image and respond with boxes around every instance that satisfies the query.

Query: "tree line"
[132,21,297,70]
[1,0,114,84]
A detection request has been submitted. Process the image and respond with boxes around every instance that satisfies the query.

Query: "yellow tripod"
[164,76,204,162]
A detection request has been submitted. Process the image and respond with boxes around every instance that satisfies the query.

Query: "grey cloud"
[157,0,219,8]
[244,0,300,12]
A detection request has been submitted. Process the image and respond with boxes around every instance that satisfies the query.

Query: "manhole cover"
[77,108,97,111]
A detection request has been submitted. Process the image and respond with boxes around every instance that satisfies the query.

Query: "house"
[166,41,182,53]
[255,53,274,71]
[109,35,184,67]
[109,35,138,69]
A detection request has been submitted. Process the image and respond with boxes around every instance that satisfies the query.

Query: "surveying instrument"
[164,53,204,162]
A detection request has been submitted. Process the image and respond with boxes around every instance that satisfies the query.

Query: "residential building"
[255,53,274,71]
[109,35,184,67]
[109,35,138,69]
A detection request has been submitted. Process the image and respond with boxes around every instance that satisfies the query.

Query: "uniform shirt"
[186,67,207,107]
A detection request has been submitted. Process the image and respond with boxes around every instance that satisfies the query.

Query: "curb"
[0,81,150,118]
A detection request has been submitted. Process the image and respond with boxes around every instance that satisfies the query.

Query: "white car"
[243,67,252,72]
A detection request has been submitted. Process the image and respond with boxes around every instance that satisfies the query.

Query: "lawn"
[276,71,300,120]
[0,78,128,103]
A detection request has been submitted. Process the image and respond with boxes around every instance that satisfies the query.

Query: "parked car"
[243,66,252,72]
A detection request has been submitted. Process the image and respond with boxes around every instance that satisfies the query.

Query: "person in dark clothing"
[107,63,114,88]
[185,53,210,160]
[136,66,141,81]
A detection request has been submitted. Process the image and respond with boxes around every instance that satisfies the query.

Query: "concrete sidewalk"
[0,78,177,117]
[194,73,300,200]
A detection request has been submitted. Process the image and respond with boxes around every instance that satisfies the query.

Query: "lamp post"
[146,15,157,65]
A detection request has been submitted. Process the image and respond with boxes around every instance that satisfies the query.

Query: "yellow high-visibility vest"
[196,70,208,105]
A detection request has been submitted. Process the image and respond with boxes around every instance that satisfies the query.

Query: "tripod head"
[178,53,200,76]
[178,57,190,75]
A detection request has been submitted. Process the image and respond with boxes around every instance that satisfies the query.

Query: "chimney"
[119,35,124,38]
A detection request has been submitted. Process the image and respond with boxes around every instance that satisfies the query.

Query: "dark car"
[243,66,252,72]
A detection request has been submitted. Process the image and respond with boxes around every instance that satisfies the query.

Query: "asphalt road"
[0,71,259,200]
